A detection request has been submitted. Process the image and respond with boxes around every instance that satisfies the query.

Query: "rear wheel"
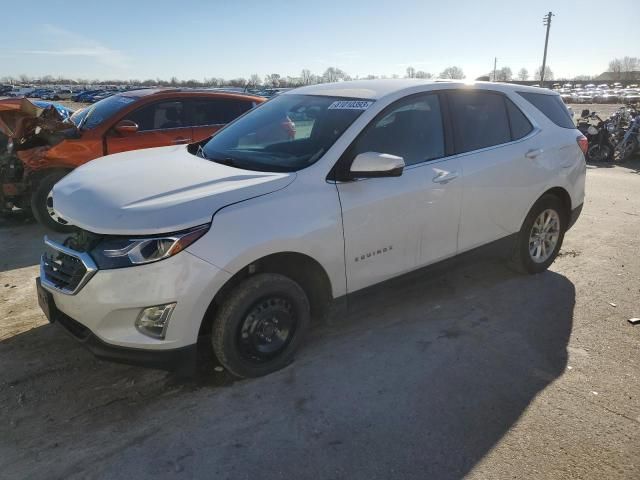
[587,143,612,162]
[212,273,310,378]
[511,195,567,274]
[31,171,74,233]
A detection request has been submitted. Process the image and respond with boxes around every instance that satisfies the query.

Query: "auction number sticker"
[328,100,373,110]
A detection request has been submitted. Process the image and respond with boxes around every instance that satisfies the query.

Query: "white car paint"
[52,145,295,235]
[45,80,586,357]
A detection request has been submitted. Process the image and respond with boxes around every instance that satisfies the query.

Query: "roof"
[117,88,265,101]
[285,79,558,100]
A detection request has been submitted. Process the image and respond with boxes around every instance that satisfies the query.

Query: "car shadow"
[0,254,574,479]
[0,216,66,272]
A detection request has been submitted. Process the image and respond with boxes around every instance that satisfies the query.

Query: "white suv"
[37,80,586,378]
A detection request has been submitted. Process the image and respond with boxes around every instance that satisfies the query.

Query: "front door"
[106,100,193,154]
[336,93,462,293]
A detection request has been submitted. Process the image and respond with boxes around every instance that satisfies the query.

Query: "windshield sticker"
[328,100,372,110]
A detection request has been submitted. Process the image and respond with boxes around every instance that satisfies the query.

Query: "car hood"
[52,145,296,235]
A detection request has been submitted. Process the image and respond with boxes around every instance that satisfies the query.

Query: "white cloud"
[21,24,129,69]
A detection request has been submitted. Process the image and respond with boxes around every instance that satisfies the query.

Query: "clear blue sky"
[1,0,637,81]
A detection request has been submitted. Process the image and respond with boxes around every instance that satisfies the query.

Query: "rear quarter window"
[505,98,533,140]
[517,92,575,129]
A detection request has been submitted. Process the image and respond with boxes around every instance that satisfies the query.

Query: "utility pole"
[541,11,554,87]
[493,57,497,82]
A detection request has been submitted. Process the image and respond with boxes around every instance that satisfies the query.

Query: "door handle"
[173,138,190,144]
[525,148,544,159]
[432,170,459,184]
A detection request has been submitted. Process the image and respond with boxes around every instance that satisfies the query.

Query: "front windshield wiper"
[213,157,238,167]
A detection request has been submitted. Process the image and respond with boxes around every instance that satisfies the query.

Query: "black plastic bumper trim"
[568,203,583,230]
[39,279,197,372]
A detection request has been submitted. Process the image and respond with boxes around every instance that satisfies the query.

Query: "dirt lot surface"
[1,162,640,479]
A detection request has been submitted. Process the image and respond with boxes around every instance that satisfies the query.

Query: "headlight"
[90,224,209,269]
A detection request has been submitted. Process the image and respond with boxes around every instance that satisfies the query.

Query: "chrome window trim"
[40,236,98,296]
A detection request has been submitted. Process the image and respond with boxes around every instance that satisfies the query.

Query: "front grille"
[40,236,98,295]
[42,250,87,292]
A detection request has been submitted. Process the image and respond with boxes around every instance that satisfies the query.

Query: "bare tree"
[406,66,416,78]
[300,69,312,85]
[323,67,346,83]
[621,56,640,79]
[248,74,261,87]
[415,71,432,79]
[265,73,281,87]
[495,67,512,82]
[517,68,529,81]
[439,66,465,79]
[534,66,553,81]
[608,58,623,80]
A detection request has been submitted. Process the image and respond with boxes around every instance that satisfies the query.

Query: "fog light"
[135,303,176,339]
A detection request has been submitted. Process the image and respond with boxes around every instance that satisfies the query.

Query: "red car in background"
[0,89,265,231]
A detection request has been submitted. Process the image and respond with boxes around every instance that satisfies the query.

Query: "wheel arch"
[521,186,572,229]
[541,186,572,221]
[198,251,334,338]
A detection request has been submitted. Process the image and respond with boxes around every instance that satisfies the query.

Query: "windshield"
[70,94,136,130]
[200,94,373,172]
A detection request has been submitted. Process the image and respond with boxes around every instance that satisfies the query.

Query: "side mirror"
[349,152,405,179]
[114,120,138,135]
[580,109,590,118]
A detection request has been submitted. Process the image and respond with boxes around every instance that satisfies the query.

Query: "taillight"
[577,135,588,155]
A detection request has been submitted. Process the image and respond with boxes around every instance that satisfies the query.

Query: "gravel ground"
[0,162,639,479]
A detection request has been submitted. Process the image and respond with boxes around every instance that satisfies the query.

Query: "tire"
[511,194,567,274]
[614,138,638,162]
[212,273,311,378]
[587,143,612,162]
[30,171,75,233]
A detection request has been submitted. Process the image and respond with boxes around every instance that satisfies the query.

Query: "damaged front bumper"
[0,98,78,211]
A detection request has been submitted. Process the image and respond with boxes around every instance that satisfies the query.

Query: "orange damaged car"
[0,89,265,231]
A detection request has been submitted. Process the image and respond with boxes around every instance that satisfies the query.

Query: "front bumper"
[38,277,197,371]
[568,203,583,230]
[39,244,231,361]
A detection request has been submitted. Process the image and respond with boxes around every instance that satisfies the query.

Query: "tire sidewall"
[213,274,311,378]
[30,171,74,233]
[517,195,567,274]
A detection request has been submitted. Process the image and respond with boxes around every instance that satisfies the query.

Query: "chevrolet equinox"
[37,80,586,378]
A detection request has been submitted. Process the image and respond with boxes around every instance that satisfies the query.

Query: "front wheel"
[212,273,311,378]
[511,195,567,274]
[30,171,75,233]
[614,138,638,162]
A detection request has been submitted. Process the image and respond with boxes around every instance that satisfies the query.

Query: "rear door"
[105,99,193,154]
[336,92,462,293]
[447,90,543,252]
[187,98,256,143]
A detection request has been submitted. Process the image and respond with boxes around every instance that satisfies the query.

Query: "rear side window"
[188,99,254,126]
[505,98,533,140]
[448,91,511,153]
[517,92,574,129]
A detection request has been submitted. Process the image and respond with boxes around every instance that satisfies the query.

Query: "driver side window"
[351,94,445,166]
[124,101,185,131]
